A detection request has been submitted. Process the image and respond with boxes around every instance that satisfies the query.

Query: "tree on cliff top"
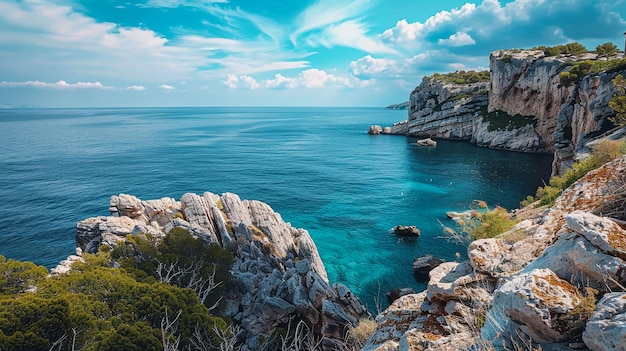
[609,74,626,126]
[596,42,619,57]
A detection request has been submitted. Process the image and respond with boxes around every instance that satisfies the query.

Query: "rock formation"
[363,155,626,351]
[377,49,626,175]
[407,78,489,140]
[73,192,371,350]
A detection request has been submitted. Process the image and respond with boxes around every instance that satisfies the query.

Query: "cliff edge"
[72,192,371,350]
[377,49,626,176]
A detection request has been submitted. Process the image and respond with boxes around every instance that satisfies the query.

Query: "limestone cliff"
[363,155,626,351]
[379,49,626,175]
[406,77,489,140]
[74,192,370,351]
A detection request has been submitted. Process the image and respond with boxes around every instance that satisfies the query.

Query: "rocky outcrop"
[378,49,626,175]
[364,155,626,351]
[74,191,370,350]
[489,50,623,175]
[406,78,489,140]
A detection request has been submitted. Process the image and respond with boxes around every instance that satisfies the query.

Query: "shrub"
[346,319,377,350]
[535,42,588,56]
[609,74,626,127]
[430,70,490,85]
[596,42,618,57]
[443,203,517,244]
[470,206,517,240]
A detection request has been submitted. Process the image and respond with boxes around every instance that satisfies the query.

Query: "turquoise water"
[0,107,552,309]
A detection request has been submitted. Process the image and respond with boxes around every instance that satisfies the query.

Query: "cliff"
[377,49,626,175]
[71,192,370,350]
[363,154,626,351]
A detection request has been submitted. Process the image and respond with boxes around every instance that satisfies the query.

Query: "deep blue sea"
[0,107,552,309]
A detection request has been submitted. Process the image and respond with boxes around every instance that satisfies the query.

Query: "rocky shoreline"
[52,153,626,350]
[62,192,371,350]
[363,154,626,351]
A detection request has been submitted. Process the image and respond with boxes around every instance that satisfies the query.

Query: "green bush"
[480,107,536,131]
[534,42,588,56]
[470,206,517,240]
[609,74,626,127]
[0,229,235,351]
[596,42,619,57]
[430,70,490,85]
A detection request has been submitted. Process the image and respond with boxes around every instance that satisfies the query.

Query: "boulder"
[412,255,445,282]
[391,225,420,238]
[368,125,383,135]
[416,138,437,146]
[483,269,585,345]
[583,292,626,351]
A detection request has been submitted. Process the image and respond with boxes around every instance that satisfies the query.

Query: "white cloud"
[309,20,396,55]
[438,32,476,47]
[290,0,394,54]
[349,55,397,78]
[0,80,112,89]
[222,69,359,90]
[141,0,228,8]
[126,85,146,91]
[160,84,175,90]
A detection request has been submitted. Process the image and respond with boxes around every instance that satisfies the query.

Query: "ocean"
[0,107,553,309]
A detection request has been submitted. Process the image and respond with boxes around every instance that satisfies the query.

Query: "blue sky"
[1,0,625,107]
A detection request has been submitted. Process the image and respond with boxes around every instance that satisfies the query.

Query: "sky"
[1,0,626,107]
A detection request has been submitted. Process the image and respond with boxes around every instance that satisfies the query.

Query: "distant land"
[384,101,409,110]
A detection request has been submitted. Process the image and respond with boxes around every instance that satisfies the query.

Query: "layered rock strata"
[364,155,626,351]
[74,192,370,350]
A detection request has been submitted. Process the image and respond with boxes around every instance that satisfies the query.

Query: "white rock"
[583,292,626,351]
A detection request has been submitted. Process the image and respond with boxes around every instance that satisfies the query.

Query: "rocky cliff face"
[363,155,626,351]
[406,77,489,140]
[382,50,625,175]
[489,50,622,175]
[74,192,370,350]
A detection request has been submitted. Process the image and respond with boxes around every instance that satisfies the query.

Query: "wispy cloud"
[140,0,229,9]
[0,80,113,89]
[290,0,392,54]
[222,68,362,90]
[159,84,175,91]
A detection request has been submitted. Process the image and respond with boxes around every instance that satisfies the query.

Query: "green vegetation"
[609,74,626,126]
[443,201,518,244]
[448,88,488,102]
[480,107,537,131]
[533,42,588,56]
[596,42,619,57]
[521,139,626,208]
[0,228,236,351]
[560,58,626,85]
[430,70,490,85]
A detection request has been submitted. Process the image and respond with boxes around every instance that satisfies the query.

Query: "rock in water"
[416,138,437,146]
[391,225,420,238]
[368,125,383,135]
